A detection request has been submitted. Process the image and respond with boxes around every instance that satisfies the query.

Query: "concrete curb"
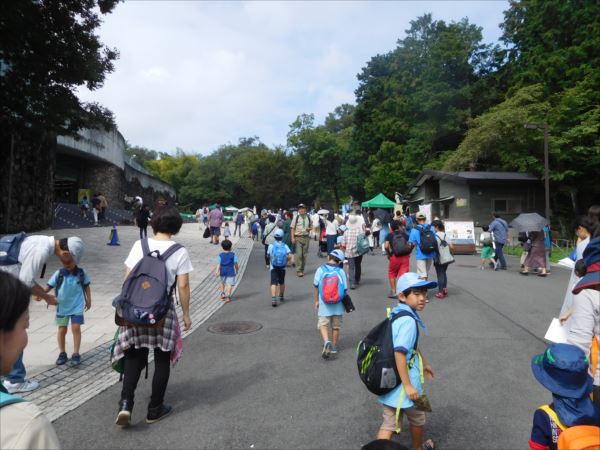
[17,238,256,422]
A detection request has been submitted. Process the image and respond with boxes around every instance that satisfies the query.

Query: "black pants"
[264,244,270,266]
[139,226,148,239]
[121,347,171,408]
[348,255,363,285]
[434,263,448,292]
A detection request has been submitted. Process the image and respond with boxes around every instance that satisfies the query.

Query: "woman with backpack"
[431,220,451,299]
[112,205,193,427]
[0,272,60,449]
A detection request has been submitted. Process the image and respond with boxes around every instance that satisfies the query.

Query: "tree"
[124,143,159,166]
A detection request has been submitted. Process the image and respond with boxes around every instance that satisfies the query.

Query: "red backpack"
[319,267,342,304]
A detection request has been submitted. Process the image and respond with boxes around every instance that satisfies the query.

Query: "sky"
[77,1,509,155]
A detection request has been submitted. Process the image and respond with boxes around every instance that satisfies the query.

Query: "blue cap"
[274,229,284,239]
[329,249,345,262]
[396,272,437,295]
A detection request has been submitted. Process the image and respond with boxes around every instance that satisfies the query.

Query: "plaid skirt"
[111,301,183,366]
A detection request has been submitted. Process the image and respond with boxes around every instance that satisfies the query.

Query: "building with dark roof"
[403,170,544,226]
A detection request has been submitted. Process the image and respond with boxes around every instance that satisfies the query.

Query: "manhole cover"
[207,321,263,335]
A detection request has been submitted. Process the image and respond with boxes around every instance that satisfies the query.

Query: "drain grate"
[207,321,263,335]
[456,264,478,268]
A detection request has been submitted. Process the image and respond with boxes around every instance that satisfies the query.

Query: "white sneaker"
[2,379,39,394]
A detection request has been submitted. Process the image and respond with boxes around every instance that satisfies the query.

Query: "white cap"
[67,237,84,264]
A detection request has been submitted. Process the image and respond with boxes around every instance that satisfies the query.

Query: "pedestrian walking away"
[262,216,278,268]
[408,212,436,280]
[234,211,245,237]
[431,219,451,299]
[208,205,224,245]
[342,215,364,290]
[384,220,412,298]
[267,229,292,307]
[1,233,84,394]
[136,205,151,239]
[489,212,509,270]
[313,249,347,358]
[215,239,238,303]
[292,204,312,277]
[112,205,193,427]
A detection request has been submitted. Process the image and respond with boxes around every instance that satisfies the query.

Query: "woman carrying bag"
[431,219,454,299]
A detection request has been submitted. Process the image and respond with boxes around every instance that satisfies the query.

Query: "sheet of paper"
[557,258,575,269]
[544,318,569,343]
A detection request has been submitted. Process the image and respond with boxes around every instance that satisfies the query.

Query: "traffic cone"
[107,224,120,246]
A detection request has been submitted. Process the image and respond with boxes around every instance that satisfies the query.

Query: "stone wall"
[83,162,126,210]
[1,133,56,233]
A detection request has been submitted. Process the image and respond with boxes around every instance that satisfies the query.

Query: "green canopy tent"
[361,193,396,209]
[224,205,238,212]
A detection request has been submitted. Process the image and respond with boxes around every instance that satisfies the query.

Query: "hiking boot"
[2,379,39,394]
[271,297,278,307]
[322,341,332,359]
[115,399,133,426]
[146,403,172,424]
[56,352,68,365]
[69,353,81,366]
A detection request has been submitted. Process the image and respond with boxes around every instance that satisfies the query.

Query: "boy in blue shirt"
[251,221,259,241]
[408,212,435,280]
[376,272,435,449]
[313,249,347,359]
[46,239,91,367]
[216,239,239,303]
[268,229,292,307]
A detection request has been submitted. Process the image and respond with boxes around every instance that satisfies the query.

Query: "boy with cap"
[1,234,84,393]
[44,238,91,366]
[408,213,435,280]
[529,343,600,450]
[268,229,292,307]
[313,249,347,358]
[376,272,436,450]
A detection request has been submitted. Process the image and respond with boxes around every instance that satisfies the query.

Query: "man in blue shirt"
[408,212,436,280]
[489,213,509,270]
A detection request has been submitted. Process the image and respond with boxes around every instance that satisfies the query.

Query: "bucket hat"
[67,237,84,264]
[531,343,594,398]
[329,249,345,262]
[416,212,426,220]
[572,236,600,294]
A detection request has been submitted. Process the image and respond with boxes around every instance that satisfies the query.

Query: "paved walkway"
[51,244,574,449]
[23,222,249,376]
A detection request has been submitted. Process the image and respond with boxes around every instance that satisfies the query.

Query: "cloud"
[78,1,509,154]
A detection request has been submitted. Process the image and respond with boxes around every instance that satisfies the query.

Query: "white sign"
[444,220,476,243]
[544,318,569,344]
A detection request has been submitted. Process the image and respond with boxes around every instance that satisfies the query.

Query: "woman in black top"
[136,205,151,239]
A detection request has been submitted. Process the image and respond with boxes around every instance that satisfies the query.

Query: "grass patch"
[503,245,572,263]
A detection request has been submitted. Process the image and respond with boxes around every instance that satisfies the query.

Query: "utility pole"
[525,123,551,223]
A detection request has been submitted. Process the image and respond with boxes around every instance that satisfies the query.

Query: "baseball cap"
[67,237,84,264]
[298,203,307,209]
[274,229,284,239]
[396,272,437,295]
[416,212,426,220]
[329,249,345,262]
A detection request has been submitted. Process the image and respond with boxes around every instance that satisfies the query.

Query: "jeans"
[326,235,337,254]
[121,347,171,408]
[348,255,363,285]
[379,226,389,251]
[264,244,270,266]
[8,353,26,383]
[434,263,448,292]
[495,242,507,269]
[234,224,242,237]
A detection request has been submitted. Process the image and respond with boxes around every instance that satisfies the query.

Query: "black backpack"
[391,231,412,256]
[357,311,419,396]
[419,225,438,254]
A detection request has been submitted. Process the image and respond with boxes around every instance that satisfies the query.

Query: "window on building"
[492,199,523,214]
[493,199,507,213]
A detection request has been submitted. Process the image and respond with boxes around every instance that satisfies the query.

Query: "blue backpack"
[0,391,25,408]
[112,239,182,326]
[0,232,27,265]
[270,242,288,268]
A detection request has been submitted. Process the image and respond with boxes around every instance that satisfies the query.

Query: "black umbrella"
[510,213,547,233]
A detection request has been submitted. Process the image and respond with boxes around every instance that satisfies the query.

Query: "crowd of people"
[1,200,599,450]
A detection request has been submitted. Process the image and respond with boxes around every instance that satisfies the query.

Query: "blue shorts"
[211,226,221,236]
[270,267,286,286]
[56,315,84,327]
[220,276,235,286]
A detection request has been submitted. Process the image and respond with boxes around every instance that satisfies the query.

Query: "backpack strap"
[0,391,26,408]
[390,310,420,351]
[140,238,151,256]
[158,243,183,261]
[538,404,567,431]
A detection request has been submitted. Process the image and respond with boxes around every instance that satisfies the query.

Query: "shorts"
[416,259,433,278]
[388,255,410,279]
[210,226,221,236]
[55,315,84,327]
[317,315,342,330]
[270,267,286,286]
[481,246,495,260]
[380,405,426,431]
[220,276,236,286]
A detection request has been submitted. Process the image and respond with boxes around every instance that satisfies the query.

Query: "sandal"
[537,272,547,277]
[422,438,435,450]
[519,271,529,276]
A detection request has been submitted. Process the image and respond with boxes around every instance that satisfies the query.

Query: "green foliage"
[124,143,159,166]
[0,0,120,136]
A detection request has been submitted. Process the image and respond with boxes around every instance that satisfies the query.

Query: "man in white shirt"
[1,234,84,393]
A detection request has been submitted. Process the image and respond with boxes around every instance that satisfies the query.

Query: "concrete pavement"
[52,241,573,449]
[23,222,249,376]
